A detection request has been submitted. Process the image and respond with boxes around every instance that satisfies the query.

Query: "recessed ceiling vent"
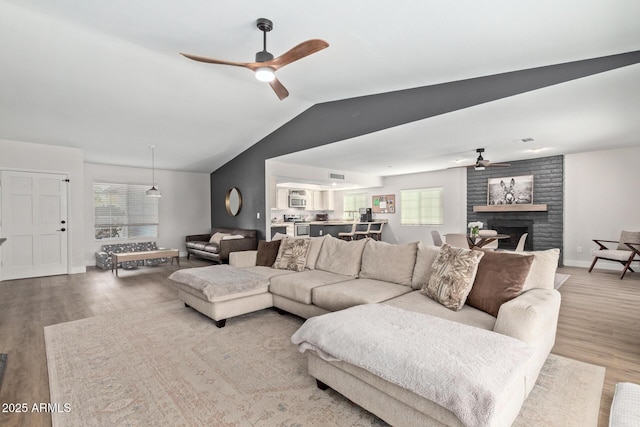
[329,172,345,181]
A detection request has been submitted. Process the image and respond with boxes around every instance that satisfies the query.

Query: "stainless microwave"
[288,190,308,208]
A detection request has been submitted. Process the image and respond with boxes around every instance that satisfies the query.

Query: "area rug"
[45,301,604,426]
[554,273,571,289]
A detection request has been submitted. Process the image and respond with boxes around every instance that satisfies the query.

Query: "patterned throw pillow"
[272,238,311,272]
[421,243,485,311]
[209,232,230,244]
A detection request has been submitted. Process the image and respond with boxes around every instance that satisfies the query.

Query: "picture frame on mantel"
[487,175,533,205]
[372,194,395,213]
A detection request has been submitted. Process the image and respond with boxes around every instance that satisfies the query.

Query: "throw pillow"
[209,232,230,244]
[359,240,418,286]
[466,251,534,317]
[315,235,369,277]
[411,242,441,290]
[272,232,288,241]
[255,240,282,267]
[272,238,311,272]
[513,248,560,291]
[421,243,485,311]
[305,235,327,270]
[617,231,640,250]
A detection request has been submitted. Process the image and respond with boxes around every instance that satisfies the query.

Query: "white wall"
[564,145,640,269]
[0,138,86,274]
[84,163,210,265]
[335,168,467,244]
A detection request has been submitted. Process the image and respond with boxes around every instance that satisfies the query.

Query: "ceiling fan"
[180,18,329,100]
[451,148,511,170]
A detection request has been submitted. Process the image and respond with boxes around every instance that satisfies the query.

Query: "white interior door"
[0,171,68,280]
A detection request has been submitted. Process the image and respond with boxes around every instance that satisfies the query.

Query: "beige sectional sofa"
[176,234,561,426]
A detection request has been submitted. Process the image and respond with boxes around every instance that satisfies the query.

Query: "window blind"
[93,182,159,240]
[400,187,444,225]
[343,193,368,219]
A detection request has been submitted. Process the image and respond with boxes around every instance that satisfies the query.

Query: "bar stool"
[353,223,371,240]
[367,222,384,241]
[338,223,357,240]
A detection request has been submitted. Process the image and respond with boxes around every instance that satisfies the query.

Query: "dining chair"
[431,230,443,246]
[514,233,528,252]
[367,222,384,241]
[445,233,469,249]
[338,223,357,241]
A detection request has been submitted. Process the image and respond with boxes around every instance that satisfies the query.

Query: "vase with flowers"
[468,221,483,238]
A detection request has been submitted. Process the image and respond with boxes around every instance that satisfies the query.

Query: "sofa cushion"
[269,270,353,304]
[305,235,327,270]
[466,251,535,317]
[315,235,368,277]
[411,242,441,290]
[617,230,640,250]
[256,240,281,266]
[359,240,418,286]
[186,241,209,250]
[421,243,484,311]
[242,266,297,279]
[383,291,497,331]
[312,278,412,312]
[273,237,311,272]
[203,243,220,253]
[514,248,560,291]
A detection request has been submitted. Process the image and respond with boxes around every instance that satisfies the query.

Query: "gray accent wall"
[466,155,564,264]
[211,51,640,240]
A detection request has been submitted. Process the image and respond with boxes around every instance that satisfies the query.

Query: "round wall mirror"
[225,187,242,216]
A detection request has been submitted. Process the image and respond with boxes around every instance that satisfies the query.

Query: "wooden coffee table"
[112,249,180,276]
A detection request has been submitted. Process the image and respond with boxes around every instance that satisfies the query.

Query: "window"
[401,187,444,225]
[343,193,368,220]
[93,182,159,240]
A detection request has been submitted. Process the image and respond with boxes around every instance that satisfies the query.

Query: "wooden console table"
[112,249,180,276]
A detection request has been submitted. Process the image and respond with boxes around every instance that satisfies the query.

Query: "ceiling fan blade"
[180,53,252,69]
[487,163,512,167]
[269,77,289,100]
[269,39,329,70]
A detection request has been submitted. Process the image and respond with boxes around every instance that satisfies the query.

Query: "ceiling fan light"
[475,164,485,171]
[255,67,275,82]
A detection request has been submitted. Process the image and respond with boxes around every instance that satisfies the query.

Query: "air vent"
[329,173,345,180]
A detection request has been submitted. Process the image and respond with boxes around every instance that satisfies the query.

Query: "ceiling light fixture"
[146,145,161,198]
[255,66,276,82]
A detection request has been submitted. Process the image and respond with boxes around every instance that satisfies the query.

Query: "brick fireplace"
[466,155,564,265]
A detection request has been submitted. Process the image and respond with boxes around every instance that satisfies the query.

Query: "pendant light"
[146,145,161,198]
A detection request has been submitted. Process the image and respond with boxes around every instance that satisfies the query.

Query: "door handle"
[57,228,66,232]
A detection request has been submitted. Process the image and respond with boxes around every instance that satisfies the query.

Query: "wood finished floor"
[0,261,638,427]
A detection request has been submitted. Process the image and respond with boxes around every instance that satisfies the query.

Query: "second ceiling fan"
[452,148,511,170]
[180,18,329,100]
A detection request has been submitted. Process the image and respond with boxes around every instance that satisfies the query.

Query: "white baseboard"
[563,259,624,271]
[69,266,87,275]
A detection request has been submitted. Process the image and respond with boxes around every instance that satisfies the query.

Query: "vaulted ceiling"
[1,1,639,174]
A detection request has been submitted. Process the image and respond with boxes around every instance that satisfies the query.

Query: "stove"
[283,214,310,236]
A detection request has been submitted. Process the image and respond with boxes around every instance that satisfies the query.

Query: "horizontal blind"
[401,187,444,225]
[94,182,159,240]
[343,193,368,218]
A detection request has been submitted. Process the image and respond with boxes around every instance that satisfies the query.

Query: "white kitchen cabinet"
[276,188,289,209]
[322,190,335,211]
[311,191,323,210]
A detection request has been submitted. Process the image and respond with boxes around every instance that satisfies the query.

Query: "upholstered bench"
[168,265,276,328]
[95,241,168,270]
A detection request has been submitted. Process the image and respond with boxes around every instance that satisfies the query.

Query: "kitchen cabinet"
[322,190,335,211]
[276,188,289,209]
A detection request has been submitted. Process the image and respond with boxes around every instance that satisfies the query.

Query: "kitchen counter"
[309,220,387,238]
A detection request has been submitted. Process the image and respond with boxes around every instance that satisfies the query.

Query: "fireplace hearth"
[487,219,534,251]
